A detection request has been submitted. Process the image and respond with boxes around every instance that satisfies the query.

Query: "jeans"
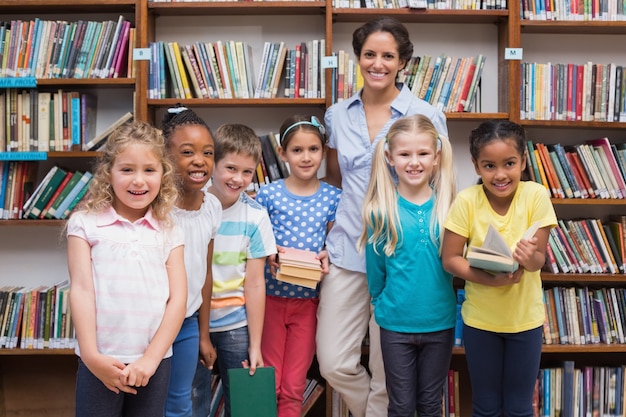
[191,326,249,417]
[75,357,171,417]
[464,324,543,417]
[380,327,454,417]
[166,313,200,417]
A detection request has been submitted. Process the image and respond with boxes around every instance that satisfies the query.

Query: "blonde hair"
[358,114,456,256]
[80,121,178,226]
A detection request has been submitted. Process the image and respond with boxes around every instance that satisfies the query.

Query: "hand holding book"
[275,247,324,289]
[466,222,541,273]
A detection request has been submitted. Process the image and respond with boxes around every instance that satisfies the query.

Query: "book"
[82,111,133,151]
[26,166,67,219]
[228,367,277,417]
[53,171,92,219]
[44,171,83,219]
[467,222,541,273]
[276,247,322,289]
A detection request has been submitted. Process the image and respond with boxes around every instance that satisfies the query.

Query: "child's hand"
[241,348,264,376]
[491,268,524,286]
[513,236,538,269]
[84,353,137,395]
[268,253,280,277]
[199,339,217,370]
[121,355,159,389]
[317,249,330,274]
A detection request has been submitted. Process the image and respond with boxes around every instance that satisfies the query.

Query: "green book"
[228,367,277,417]
[27,166,67,219]
[44,171,83,219]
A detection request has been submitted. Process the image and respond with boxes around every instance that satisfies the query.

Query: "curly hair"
[80,121,179,226]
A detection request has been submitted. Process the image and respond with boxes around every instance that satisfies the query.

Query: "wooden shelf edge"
[147,98,327,107]
[150,1,326,15]
[521,20,626,34]
[541,273,626,283]
[1,0,137,13]
[0,348,75,356]
[36,78,136,87]
[0,219,67,226]
[550,198,626,206]
[332,8,509,24]
[453,344,626,355]
[521,120,626,129]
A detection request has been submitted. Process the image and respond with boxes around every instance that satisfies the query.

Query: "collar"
[347,83,411,116]
[96,206,161,231]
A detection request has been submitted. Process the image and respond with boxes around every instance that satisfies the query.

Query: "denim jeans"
[191,326,249,417]
[75,357,171,417]
[166,313,200,417]
[463,324,543,417]
[379,327,454,417]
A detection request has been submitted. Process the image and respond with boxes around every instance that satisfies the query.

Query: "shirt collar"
[96,206,161,231]
[346,83,411,116]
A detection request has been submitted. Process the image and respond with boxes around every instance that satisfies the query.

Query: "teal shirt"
[365,194,456,333]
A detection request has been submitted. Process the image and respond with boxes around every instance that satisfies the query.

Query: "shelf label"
[321,56,338,69]
[0,77,37,88]
[0,152,48,161]
[133,48,151,61]
[504,48,523,60]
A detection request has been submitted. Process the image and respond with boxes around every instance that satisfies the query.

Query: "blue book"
[562,361,575,417]
[27,18,42,77]
[552,287,568,344]
[454,289,465,347]
[0,162,8,215]
[542,369,550,417]
[71,95,81,146]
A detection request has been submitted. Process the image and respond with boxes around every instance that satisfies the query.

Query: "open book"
[466,222,541,273]
[276,247,322,289]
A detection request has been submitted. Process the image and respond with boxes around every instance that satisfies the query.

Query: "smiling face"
[209,151,257,208]
[168,125,215,194]
[473,138,527,203]
[387,132,438,197]
[111,143,163,222]
[358,31,406,92]
[279,130,325,182]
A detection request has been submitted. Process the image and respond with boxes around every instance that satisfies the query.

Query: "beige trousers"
[316,265,388,417]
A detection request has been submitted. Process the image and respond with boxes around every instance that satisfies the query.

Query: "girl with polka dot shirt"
[255,115,341,417]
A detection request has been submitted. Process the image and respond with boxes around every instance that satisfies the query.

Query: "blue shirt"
[324,83,448,273]
[365,195,456,333]
[256,179,341,299]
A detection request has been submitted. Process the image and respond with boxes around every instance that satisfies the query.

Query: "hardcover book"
[467,222,541,273]
[228,367,277,417]
[276,247,322,289]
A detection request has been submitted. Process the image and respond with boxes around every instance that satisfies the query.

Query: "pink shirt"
[67,206,184,363]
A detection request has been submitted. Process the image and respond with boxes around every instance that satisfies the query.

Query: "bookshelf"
[1,0,626,416]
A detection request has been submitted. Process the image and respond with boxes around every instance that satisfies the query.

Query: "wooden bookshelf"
[1,0,626,416]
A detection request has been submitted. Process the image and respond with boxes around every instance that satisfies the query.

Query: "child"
[191,123,277,417]
[256,115,341,417]
[357,114,456,417]
[67,121,187,417]
[162,106,222,417]
[442,120,557,417]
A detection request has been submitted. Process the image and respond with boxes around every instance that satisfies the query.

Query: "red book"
[565,151,592,198]
[575,64,584,121]
[456,57,477,112]
[566,63,575,121]
[578,220,608,273]
[587,137,626,198]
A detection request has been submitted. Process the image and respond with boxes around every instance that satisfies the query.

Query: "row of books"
[148,39,326,100]
[521,0,626,20]
[526,138,626,200]
[545,218,626,275]
[0,163,93,221]
[0,16,135,79]
[520,62,626,122]
[1,89,97,153]
[332,0,506,9]
[534,364,625,417]
[405,53,486,113]
[542,286,626,346]
[0,281,75,350]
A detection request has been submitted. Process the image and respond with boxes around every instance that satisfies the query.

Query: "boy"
[191,124,277,417]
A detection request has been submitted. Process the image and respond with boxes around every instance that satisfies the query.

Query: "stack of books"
[276,247,322,289]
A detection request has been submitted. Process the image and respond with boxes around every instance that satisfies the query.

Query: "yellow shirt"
[445,181,557,333]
